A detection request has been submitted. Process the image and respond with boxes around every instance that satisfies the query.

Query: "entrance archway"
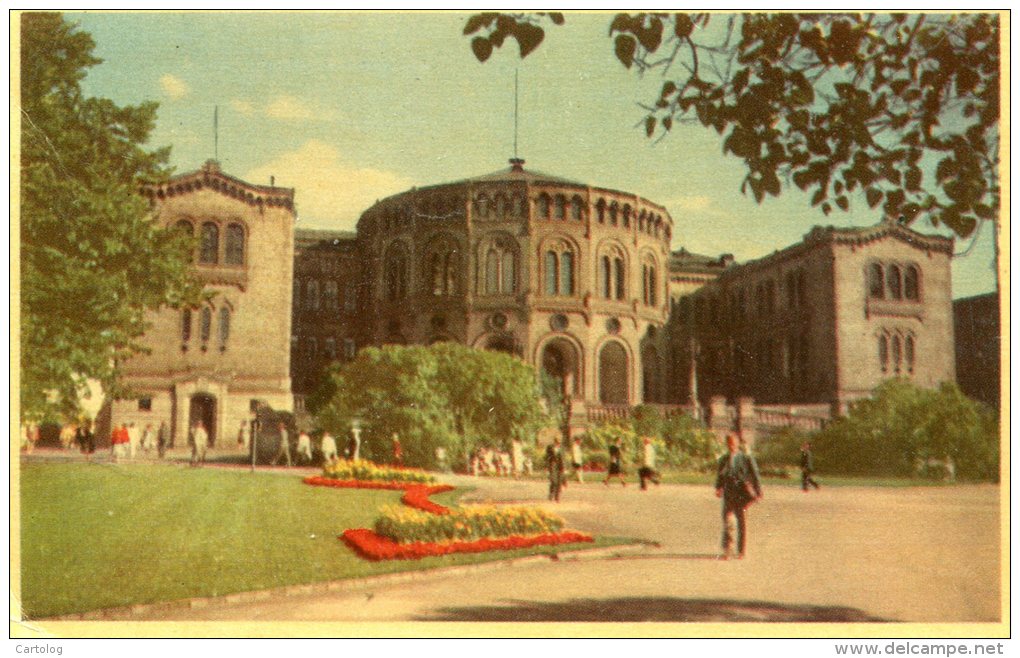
[599,341,629,404]
[540,338,580,399]
[189,393,217,446]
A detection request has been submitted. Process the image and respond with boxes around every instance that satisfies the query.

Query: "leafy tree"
[464,13,1000,239]
[813,379,998,480]
[311,344,547,469]
[19,13,200,421]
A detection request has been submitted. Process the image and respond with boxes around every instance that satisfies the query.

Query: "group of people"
[269,423,367,467]
[111,421,172,462]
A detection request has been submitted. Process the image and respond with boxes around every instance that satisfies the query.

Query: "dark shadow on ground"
[418,596,890,622]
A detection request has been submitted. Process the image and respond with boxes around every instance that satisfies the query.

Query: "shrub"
[322,459,436,484]
[374,504,565,544]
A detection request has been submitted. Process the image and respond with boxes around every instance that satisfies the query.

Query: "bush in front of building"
[309,343,547,471]
[583,407,718,472]
[813,380,999,481]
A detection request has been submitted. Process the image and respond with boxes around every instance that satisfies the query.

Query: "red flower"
[304,477,454,514]
[340,528,594,561]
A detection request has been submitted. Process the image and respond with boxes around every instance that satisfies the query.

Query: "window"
[324,338,336,359]
[344,283,357,313]
[485,244,516,295]
[486,250,499,295]
[200,222,219,264]
[385,245,409,301]
[218,307,230,349]
[570,196,583,221]
[599,256,611,298]
[641,257,658,306]
[609,202,619,225]
[225,223,245,265]
[494,194,506,218]
[891,335,902,373]
[622,205,631,228]
[869,263,885,299]
[305,279,320,311]
[536,194,550,219]
[595,199,606,223]
[878,334,889,373]
[200,307,212,345]
[475,194,489,218]
[343,339,357,360]
[501,250,515,294]
[887,265,903,300]
[614,257,625,300]
[181,309,192,343]
[905,335,915,373]
[426,242,457,296]
[545,251,558,296]
[138,397,152,411]
[904,265,920,300]
[324,281,339,311]
[560,251,574,295]
[554,195,565,220]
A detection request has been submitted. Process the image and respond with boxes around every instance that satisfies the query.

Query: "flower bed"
[341,528,593,561]
[322,459,436,484]
[303,476,454,514]
[374,503,564,544]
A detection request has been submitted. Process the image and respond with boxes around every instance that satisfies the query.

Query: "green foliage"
[464,13,1000,239]
[583,410,719,470]
[754,426,814,470]
[312,343,546,470]
[659,412,720,470]
[19,13,201,421]
[374,503,564,544]
[814,379,999,480]
[322,459,436,484]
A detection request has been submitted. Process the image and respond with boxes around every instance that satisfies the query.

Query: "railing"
[585,403,698,425]
[754,408,828,432]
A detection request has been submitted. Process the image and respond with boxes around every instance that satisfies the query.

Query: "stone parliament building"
[106,158,960,446]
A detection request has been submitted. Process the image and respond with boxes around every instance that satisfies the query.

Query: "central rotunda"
[356,159,675,434]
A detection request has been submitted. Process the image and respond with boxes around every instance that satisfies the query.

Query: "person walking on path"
[76,420,95,461]
[545,437,566,502]
[274,422,292,467]
[321,431,338,462]
[127,423,140,459]
[639,436,661,490]
[156,421,169,459]
[603,437,627,486]
[141,423,156,454]
[111,423,130,462]
[296,430,313,465]
[715,433,763,560]
[190,421,209,466]
[800,442,821,491]
[570,437,585,483]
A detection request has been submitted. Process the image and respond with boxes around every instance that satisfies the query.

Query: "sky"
[68,11,999,299]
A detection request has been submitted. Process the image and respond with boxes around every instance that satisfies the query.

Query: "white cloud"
[245,140,414,228]
[230,99,255,118]
[159,74,190,100]
[228,95,338,122]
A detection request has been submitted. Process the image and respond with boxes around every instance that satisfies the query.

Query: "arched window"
[324,338,337,359]
[595,199,606,223]
[199,222,219,264]
[868,263,885,299]
[904,265,920,300]
[905,335,915,373]
[536,194,550,219]
[426,240,458,296]
[891,335,902,373]
[641,256,658,306]
[609,202,619,225]
[878,332,889,371]
[225,223,245,265]
[887,264,903,300]
[385,245,409,301]
[599,256,611,298]
[486,249,500,295]
[570,196,583,221]
[181,309,192,343]
[560,251,574,295]
[501,250,515,294]
[622,205,631,228]
[200,307,212,344]
[324,281,339,311]
[599,341,629,404]
[553,195,566,220]
[218,307,230,349]
[305,279,320,311]
[614,257,625,300]
[544,251,558,296]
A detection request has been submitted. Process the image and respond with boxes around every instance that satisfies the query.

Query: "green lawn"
[19,463,626,618]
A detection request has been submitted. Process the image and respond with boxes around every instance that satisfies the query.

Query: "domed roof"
[456,159,584,187]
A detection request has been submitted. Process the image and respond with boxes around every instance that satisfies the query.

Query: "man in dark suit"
[800,441,821,491]
[714,433,763,560]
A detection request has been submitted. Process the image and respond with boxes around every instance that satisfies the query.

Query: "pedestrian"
[127,422,140,459]
[639,436,661,490]
[76,420,95,461]
[141,423,155,453]
[156,421,168,459]
[545,438,565,502]
[603,437,627,486]
[238,419,250,451]
[296,429,313,464]
[511,437,524,479]
[800,441,821,491]
[570,437,585,483]
[391,433,403,466]
[191,421,209,466]
[111,423,130,462]
[715,433,763,560]
[345,428,362,461]
[321,431,338,462]
[273,422,292,467]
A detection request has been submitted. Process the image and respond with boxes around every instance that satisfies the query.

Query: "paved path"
[135,474,1000,623]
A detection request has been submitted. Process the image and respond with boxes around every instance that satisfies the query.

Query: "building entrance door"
[189,394,217,446]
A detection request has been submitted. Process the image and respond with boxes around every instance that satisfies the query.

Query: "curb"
[44,541,652,621]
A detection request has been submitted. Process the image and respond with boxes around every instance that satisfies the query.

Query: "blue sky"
[69,11,999,298]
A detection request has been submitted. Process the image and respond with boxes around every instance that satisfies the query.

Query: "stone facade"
[107,161,294,446]
[666,220,956,414]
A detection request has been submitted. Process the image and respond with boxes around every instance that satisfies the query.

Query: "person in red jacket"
[111,423,130,462]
